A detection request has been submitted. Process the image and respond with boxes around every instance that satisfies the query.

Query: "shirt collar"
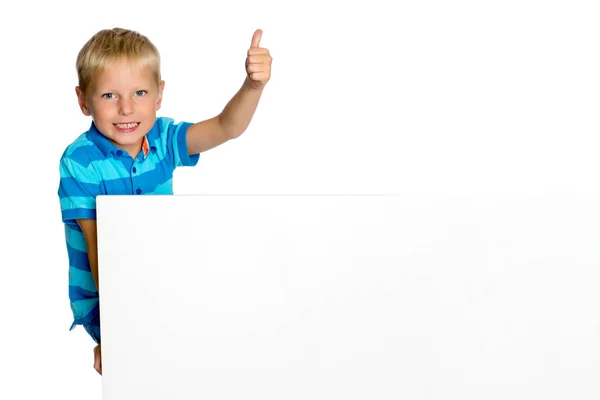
[87,120,157,159]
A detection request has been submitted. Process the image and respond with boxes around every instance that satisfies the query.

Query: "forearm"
[88,242,100,293]
[77,219,100,293]
[219,77,265,139]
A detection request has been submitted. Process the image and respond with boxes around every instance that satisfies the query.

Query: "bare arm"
[77,218,100,293]
[79,218,103,376]
[185,79,265,154]
[186,29,271,155]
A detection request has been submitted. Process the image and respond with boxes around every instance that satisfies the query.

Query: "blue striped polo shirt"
[58,116,199,331]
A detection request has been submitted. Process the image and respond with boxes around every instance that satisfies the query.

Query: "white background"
[0,0,598,398]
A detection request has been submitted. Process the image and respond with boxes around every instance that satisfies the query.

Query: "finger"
[250,72,269,82]
[247,63,270,73]
[250,29,262,48]
[247,54,272,64]
[248,48,270,56]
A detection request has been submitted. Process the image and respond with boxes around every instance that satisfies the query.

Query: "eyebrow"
[97,87,149,93]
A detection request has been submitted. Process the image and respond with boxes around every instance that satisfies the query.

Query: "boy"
[57,27,272,375]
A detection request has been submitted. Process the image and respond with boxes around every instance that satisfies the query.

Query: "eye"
[101,93,115,99]
[134,90,147,97]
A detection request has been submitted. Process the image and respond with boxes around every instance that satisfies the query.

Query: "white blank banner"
[96,194,600,399]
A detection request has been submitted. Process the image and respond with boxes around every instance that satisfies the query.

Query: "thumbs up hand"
[245,29,272,89]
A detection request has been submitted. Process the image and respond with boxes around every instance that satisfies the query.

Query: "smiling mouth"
[114,122,140,129]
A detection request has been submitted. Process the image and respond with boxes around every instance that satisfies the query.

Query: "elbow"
[217,115,247,140]
[227,129,245,140]
[221,121,245,140]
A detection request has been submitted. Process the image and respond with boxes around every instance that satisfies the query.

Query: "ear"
[156,80,165,111]
[75,86,91,116]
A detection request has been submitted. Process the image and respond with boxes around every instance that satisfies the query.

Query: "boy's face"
[76,57,164,157]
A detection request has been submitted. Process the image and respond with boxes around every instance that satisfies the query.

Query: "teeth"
[116,123,138,129]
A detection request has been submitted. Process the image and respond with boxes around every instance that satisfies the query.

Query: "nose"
[118,97,133,115]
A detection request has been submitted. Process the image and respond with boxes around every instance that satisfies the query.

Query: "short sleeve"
[168,120,200,168]
[58,157,102,223]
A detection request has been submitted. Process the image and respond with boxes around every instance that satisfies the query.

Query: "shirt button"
[136,188,142,194]
[116,150,123,157]
[132,167,137,173]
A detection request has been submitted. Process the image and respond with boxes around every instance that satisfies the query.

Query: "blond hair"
[76,27,161,96]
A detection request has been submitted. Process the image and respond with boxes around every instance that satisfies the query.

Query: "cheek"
[91,101,113,116]
[139,98,159,113]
